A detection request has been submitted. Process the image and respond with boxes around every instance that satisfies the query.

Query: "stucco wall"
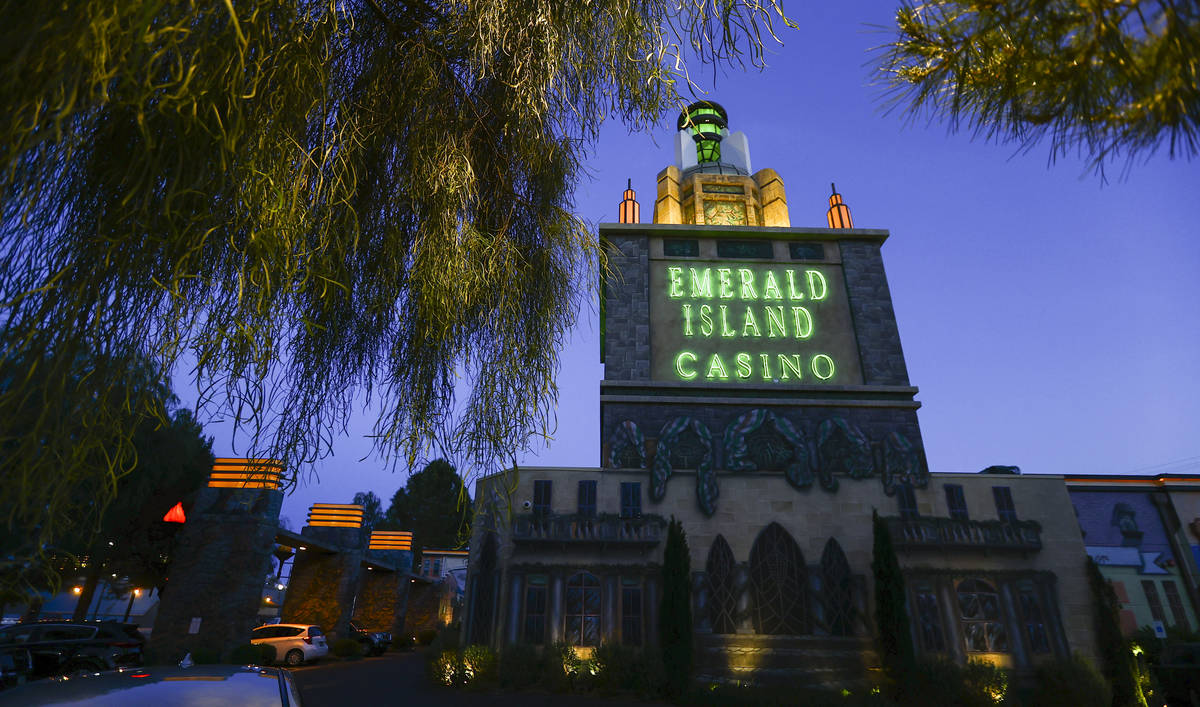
[471,467,1098,665]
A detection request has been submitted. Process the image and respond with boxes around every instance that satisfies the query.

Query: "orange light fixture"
[619,179,640,224]
[208,457,284,490]
[826,182,854,229]
[307,503,365,528]
[163,502,187,524]
[369,530,413,551]
[72,586,82,595]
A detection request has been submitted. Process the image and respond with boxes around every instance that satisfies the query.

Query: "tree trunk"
[72,563,103,621]
[20,597,42,622]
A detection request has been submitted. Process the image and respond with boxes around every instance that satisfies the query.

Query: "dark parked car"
[0,645,31,689]
[347,622,390,656]
[0,621,144,679]
[1157,642,1200,707]
[0,664,303,705]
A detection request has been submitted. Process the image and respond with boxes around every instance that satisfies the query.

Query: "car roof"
[255,624,317,629]
[0,665,294,706]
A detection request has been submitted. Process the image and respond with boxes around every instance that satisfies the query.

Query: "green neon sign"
[652,260,862,385]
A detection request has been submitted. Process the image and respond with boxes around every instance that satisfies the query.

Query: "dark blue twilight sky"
[190,3,1200,527]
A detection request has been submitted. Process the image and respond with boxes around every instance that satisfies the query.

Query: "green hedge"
[1026,654,1111,707]
[229,643,276,665]
[331,637,363,658]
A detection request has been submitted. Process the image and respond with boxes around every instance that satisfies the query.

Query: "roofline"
[1064,473,1200,489]
[598,222,889,244]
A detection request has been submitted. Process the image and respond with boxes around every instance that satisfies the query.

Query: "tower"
[601,104,929,514]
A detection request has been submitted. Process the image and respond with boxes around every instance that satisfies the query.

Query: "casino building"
[464,103,1099,686]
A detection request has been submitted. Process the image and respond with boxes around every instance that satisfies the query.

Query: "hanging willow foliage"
[0,1,792,594]
[878,0,1200,172]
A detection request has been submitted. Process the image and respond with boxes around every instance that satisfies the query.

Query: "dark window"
[820,538,855,637]
[915,587,945,651]
[945,484,969,521]
[702,183,745,194]
[251,626,277,639]
[993,486,1018,522]
[706,536,738,634]
[788,243,825,260]
[898,484,919,519]
[565,573,601,647]
[1112,503,1144,545]
[1017,583,1051,654]
[524,575,547,644]
[957,579,1008,653]
[1143,580,1167,623]
[620,482,642,518]
[577,481,597,517]
[621,579,643,646]
[663,239,699,257]
[0,626,37,644]
[1164,581,1190,630]
[717,240,773,259]
[306,627,322,637]
[40,626,95,641]
[533,480,552,516]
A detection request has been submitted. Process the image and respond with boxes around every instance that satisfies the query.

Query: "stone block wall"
[404,578,455,639]
[352,550,413,637]
[839,241,910,386]
[281,526,365,640]
[149,487,282,662]
[602,233,650,381]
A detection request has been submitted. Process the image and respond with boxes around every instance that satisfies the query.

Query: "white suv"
[250,624,328,666]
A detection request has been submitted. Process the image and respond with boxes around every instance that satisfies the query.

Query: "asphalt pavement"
[290,651,665,707]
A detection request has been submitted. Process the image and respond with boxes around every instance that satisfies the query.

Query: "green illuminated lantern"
[678,101,728,164]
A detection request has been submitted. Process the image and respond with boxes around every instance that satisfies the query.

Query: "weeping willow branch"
[0,0,792,598]
[877,0,1200,173]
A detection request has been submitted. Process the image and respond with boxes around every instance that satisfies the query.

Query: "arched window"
[749,523,809,635]
[706,536,738,634]
[565,572,601,647]
[820,538,854,636]
[957,579,1007,653]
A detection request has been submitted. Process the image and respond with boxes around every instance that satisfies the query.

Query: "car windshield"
[40,625,95,641]
[0,626,37,644]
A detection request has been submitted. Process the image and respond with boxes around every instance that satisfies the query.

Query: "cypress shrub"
[1027,653,1111,707]
[871,509,913,696]
[659,515,693,697]
[1087,558,1147,707]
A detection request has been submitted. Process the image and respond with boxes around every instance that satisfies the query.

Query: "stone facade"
[281,526,364,641]
[352,550,413,637]
[464,111,1100,687]
[467,466,1096,682]
[149,486,283,662]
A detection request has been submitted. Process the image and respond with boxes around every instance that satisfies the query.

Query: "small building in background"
[1066,474,1200,635]
[420,549,469,580]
